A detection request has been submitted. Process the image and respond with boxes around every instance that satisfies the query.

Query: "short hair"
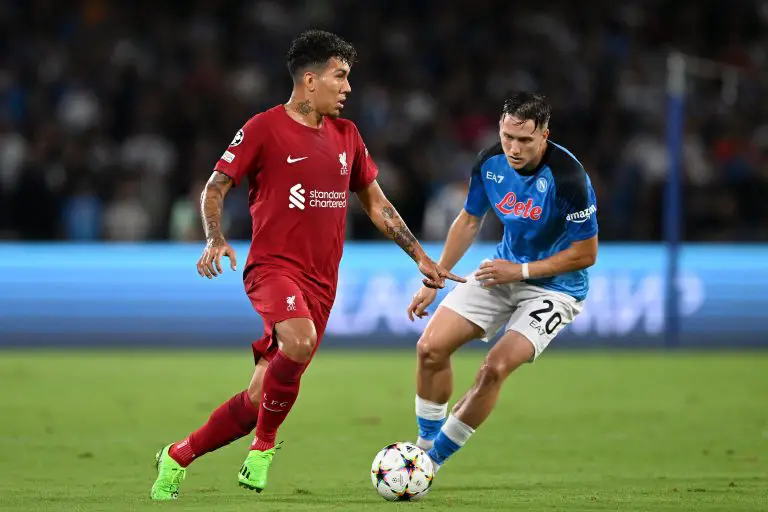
[501,92,551,131]
[286,30,357,81]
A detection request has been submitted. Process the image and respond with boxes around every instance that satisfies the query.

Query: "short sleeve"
[214,116,264,187]
[463,152,491,218]
[556,170,599,242]
[349,127,379,192]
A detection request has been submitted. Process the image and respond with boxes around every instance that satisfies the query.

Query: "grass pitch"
[0,349,766,511]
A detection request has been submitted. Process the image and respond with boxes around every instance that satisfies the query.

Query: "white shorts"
[439,269,583,360]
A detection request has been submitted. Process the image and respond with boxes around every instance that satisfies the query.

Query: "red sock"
[251,350,305,451]
[169,390,259,467]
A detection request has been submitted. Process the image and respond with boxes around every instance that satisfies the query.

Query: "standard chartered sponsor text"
[310,189,347,208]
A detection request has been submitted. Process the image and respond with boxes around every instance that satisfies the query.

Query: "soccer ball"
[370,442,434,501]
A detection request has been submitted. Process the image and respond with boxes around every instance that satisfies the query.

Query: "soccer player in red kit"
[150,30,463,500]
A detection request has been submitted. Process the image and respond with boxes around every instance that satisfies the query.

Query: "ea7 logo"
[288,183,305,210]
[565,204,597,223]
[486,171,504,183]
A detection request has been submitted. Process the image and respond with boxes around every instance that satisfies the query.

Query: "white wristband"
[521,262,530,280]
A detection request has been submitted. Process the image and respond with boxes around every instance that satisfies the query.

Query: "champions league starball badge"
[229,129,244,147]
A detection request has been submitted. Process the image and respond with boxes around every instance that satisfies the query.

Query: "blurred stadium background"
[1,1,767,510]
[3,0,768,244]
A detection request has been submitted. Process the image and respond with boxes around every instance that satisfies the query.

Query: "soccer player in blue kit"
[406,92,599,472]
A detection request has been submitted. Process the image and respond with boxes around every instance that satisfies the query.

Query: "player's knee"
[476,357,513,387]
[416,337,449,368]
[281,332,317,362]
[246,386,260,407]
[295,333,317,360]
[246,359,268,406]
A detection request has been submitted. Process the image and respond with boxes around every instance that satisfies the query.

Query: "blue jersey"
[464,141,598,301]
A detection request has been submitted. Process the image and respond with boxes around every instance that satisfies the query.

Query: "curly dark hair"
[502,92,552,130]
[286,30,357,80]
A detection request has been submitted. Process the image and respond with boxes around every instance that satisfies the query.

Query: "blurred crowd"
[2,0,768,242]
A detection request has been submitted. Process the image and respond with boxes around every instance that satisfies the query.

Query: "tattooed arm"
[197,171,238,279]
[356,180,465,288]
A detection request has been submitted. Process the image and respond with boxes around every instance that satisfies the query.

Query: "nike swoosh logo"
[263,404,286,412]
[287,155,308,164]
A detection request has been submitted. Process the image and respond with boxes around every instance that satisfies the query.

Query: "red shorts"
[245,273,332,365]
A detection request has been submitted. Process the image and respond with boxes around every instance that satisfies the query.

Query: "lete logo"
[495,192,542,220]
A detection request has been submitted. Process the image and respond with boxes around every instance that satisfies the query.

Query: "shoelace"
[161,465,185,488]
[171,467,186,484]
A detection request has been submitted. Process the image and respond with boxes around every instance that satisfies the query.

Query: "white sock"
[442,414,475,447]
[415,395,447,450]
[415,395,448,420]
[426,414,475,472]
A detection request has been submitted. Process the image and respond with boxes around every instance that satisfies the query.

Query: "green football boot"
[150,444,186,500]
[237,443,282,492]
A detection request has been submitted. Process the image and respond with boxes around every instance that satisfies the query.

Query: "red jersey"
[214,105,378,305]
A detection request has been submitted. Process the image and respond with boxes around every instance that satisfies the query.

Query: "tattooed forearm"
[201,172,233,242]
[381,205,420,260]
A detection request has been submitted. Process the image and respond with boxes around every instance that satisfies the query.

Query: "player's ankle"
[169,439,196,467]
[251,437,275,451]
[426,450,442,474]
[416,437,434,451]
[425,446,443,473]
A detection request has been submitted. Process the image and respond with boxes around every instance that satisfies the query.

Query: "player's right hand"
[197,237,237,279]
[407,286,438,321]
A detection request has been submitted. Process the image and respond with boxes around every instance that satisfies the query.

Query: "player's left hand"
[197,237,237,279]
[475,259,522,287]
[417,257,466,289]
